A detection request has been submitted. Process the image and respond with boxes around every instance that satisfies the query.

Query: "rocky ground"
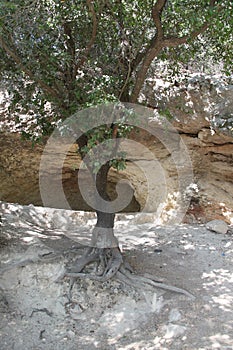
[0,202,233,350]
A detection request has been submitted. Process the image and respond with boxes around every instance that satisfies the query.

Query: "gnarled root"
[63,247,195,300]
[115,266,195,299]
[66,246,124,282]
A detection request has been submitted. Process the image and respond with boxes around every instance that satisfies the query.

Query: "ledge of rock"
[0,74,233,224]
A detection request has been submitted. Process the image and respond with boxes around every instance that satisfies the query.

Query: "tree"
[1,0,233,283]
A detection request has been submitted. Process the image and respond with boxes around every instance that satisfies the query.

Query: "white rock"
[97,296,152,338]
[168,309,182,323]
[67,330,75,338]
[163,324,186,339]
[206,220,229,234]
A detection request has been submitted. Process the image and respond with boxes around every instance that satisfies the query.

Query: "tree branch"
[63,21,76,75]
[130,45,162,103]
[129,0,169,103]
[0,35,61,101]
[118,59,131,101]
[153,0,168,13]
[76,0,97,70]
[130,0,221,103]
[131,27,150,70]
[152,0,168,40]
[163,0,221,47]
[163,23,209,47]
[62,21,77,103]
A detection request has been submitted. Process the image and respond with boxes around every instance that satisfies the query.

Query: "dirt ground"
[0,202,233,350]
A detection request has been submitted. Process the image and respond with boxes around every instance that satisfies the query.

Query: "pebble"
[206,220,229,234]
[168,309,182,323]
[163,324,186,339]
[67,330,75,338]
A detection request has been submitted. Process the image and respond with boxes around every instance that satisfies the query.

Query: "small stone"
[206,220,229,234]
[168,309,181,323]
[163,324,186,339]
[67,330,75,338]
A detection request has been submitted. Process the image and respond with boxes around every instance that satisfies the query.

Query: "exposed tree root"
[66,247,124,281]
[0,245,195,300]
[115,267,195,299]
[64,247,195,300]
[0,252,62,275]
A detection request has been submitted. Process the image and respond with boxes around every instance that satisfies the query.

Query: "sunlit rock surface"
[0,74,233,223]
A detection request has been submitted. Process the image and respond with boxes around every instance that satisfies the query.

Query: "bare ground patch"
[0,203,233,349]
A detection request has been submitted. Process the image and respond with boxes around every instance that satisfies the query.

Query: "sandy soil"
[0,202,233,350]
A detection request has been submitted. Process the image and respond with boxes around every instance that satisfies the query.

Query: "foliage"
[0,0,233,156]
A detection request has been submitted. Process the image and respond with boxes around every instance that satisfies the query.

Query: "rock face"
[142,73,233,224]
[0,74,233,224]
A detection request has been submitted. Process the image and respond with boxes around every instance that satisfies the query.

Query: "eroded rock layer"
[0,74,233,223]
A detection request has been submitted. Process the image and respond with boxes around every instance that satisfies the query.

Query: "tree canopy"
[1,0,232,140]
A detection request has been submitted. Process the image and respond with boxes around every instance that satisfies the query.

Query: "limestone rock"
[168,308,182,323]
[206,220,229,234]
[1,74,233,223]
[163,323,186,339]
[198,129,233,144]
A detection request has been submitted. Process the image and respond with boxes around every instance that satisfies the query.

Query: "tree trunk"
[90,162,119,249]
